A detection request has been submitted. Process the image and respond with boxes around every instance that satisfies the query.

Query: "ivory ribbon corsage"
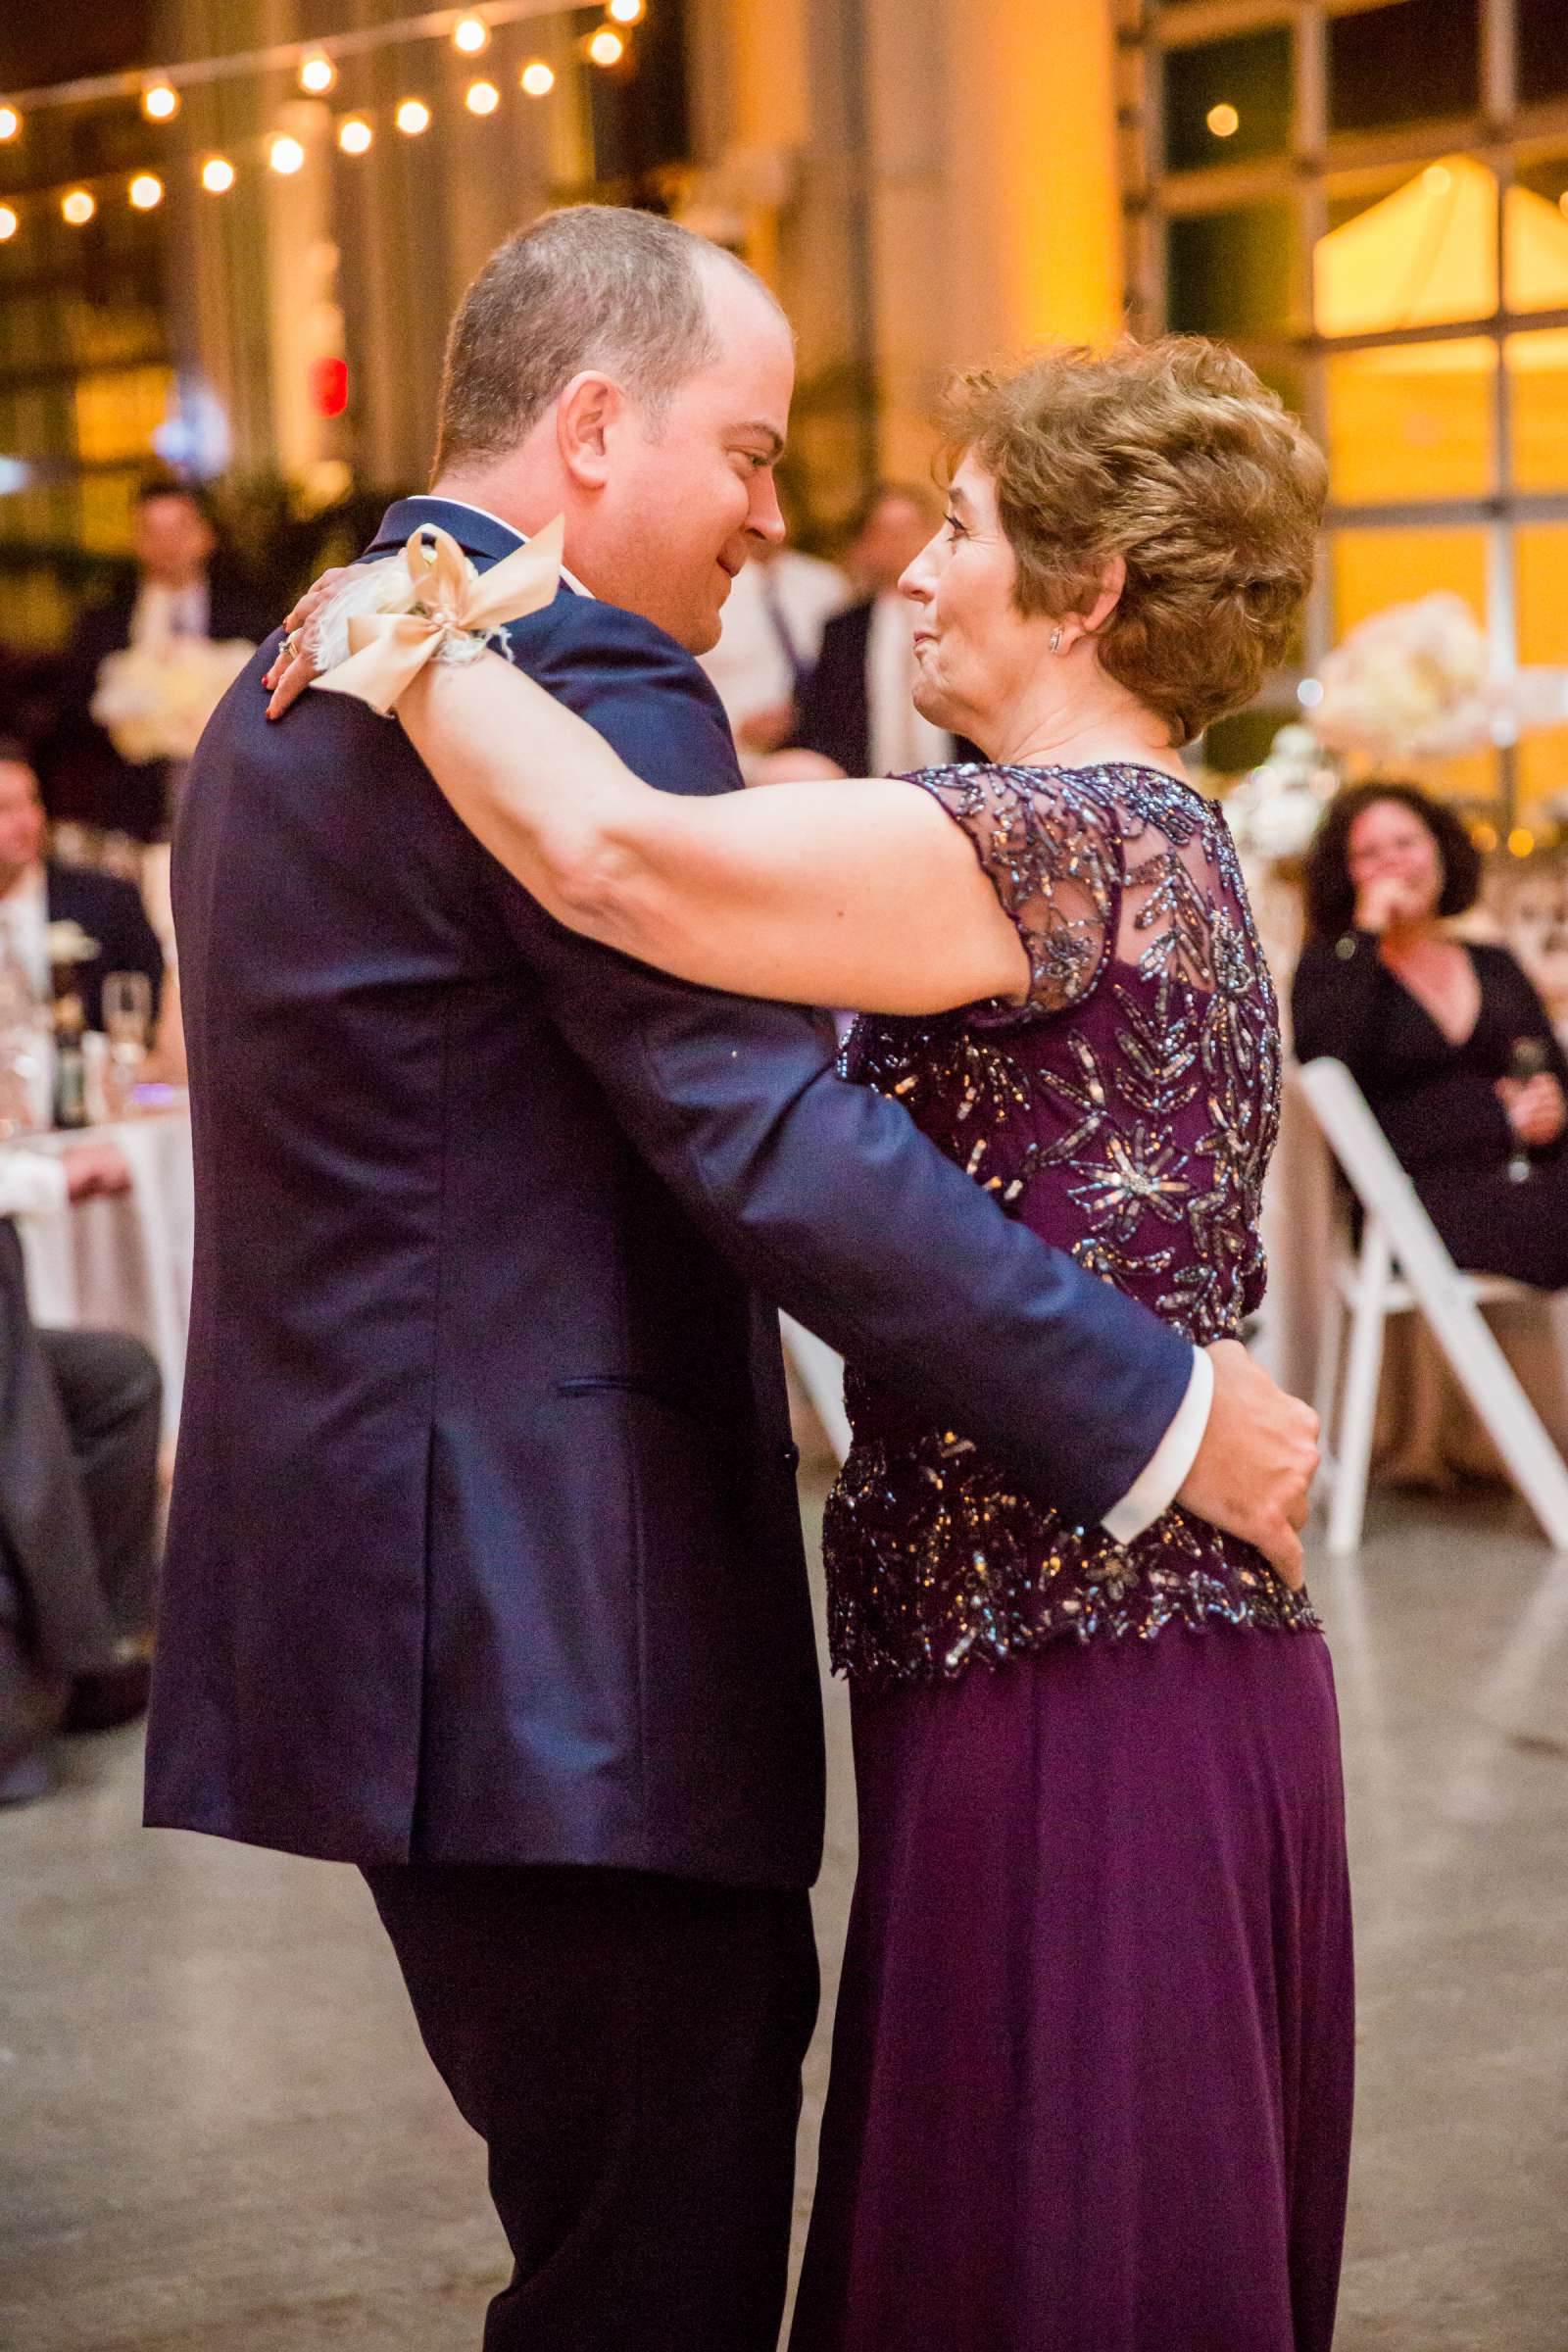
[313,516,565,716]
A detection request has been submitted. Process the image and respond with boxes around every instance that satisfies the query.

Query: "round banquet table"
[15,1103,194,1449]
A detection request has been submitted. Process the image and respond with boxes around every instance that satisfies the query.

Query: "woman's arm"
[397,647,1030,1016]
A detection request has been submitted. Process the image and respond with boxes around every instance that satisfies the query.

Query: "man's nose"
[750,471,786,548]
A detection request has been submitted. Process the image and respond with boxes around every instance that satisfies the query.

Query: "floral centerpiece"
[1305,592,1568,764]
[91,635,257,765]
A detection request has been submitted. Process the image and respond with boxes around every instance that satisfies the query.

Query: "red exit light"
[310,356,349,418]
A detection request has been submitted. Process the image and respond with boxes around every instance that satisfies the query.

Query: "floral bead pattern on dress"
[826,760,1317,1687]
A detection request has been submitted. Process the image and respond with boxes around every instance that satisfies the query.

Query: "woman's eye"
[944,513,966,543]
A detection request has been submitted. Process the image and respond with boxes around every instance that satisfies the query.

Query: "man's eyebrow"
[728,421,786,459]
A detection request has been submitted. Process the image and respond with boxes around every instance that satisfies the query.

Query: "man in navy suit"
[146,208,1317,2352]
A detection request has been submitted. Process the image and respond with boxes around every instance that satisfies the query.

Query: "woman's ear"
[556,372,624,491]
[1082,554,1127,639]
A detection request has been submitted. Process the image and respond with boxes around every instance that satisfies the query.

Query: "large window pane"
[1330,525,1495,805]
[1326,341,1494,504]
[1167,203,1291,336]
[1507,164,1568,315]
[1520,0,1568,108]
[1506,331,1568,493]
[1162,27,1293,172]
[1328,0,1479,136]
[1315,159,1497,335]
[1515,527,1568,816]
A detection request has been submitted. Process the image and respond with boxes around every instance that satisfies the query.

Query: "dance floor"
[3,1473,1567,2350]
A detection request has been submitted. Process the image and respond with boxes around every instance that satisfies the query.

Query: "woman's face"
[1345,798,1446,920]
[900,455,1056,748]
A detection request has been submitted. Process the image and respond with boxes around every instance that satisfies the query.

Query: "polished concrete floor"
[4,1475,1568,2350]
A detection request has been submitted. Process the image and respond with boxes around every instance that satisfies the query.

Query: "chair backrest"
[1296,1056,1485,1307]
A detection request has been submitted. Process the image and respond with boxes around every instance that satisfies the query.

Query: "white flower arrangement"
[1223,724,1341,862]
[1305,593,1568,763]
[91,635,257,764]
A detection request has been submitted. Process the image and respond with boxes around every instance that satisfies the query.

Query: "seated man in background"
[790,482,976,777]
[0,740,165,1035]
[0,1141,162,1805]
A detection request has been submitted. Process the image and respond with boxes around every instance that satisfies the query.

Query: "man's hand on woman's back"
[1178,1341,1319,1590]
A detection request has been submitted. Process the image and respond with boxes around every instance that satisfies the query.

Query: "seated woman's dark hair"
[1303,778,1482,939]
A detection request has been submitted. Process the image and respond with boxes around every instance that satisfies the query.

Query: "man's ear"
[556,371,626,491]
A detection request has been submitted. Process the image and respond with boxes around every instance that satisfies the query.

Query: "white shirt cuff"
[1100,1348,1213,1545]
[0,1152,70,1223]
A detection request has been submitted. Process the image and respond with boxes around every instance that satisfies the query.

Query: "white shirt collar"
[425,497,593,600]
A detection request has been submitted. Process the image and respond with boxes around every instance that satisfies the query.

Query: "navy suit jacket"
[143,498,1192,1886]
[45,860,165,1035]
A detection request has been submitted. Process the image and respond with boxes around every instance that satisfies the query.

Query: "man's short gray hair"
[433,205,785,477]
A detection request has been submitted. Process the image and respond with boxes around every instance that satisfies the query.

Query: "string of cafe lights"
[0,0,648,244]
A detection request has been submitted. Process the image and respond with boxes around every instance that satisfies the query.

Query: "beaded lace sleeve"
[907,762,1120,1026]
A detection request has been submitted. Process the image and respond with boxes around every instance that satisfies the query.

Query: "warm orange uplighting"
[587,27,625,66]
[338,116,373,155]
[607,0,646,21]
[453,15,490,53]
[1206,102,1240,139]
[201,156,236,194]
[269,134,306,175]
[62,188,96,226]
[0,206,17,242]
[466,79,500,116]
[299,52,337,96]
[395,98,432,135]
[520,61,556,97]
[1509,826,1537,858]
[141,83,179,122]
[129,173,165,211]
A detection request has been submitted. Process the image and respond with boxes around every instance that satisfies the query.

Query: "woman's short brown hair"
[941,337,1328,746]
[1303,779,1481,939]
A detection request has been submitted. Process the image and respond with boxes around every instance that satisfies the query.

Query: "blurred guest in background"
[699,533,848,774]
[0,740,164,1035]
[791,483,976,776]
[1294,778,1568,1289]
[0,1138,162,1804]
[38,477,270,843]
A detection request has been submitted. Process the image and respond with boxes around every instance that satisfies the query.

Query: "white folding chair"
[1298,1056,1568,1554]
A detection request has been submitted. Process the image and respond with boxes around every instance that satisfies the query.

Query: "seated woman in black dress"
[1293,779,1568,1289]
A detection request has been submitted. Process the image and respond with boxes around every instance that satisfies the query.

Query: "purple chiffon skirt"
[791,1627,1354,2352]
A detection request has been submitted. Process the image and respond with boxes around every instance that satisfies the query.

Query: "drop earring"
[1050,628,1063,655]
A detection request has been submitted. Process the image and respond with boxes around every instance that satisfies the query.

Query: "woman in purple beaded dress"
[291,338,1350,2350]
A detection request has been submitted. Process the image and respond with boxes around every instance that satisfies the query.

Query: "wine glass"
[1506,1037,1550,1184]
[103,970,153,1116]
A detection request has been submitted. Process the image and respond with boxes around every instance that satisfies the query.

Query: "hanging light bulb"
[338,116,373,155]
[396,97,432,135]
[520,61,556,97]
[201,156,236,193]
[607,0,646,22]
[453,16,490,54]
[299,52,337,96]
[269,134,307,175]
[0,206,18,241]
[62,188,97,226]
[129,173,165,211]
[587,28,625,66]
[0,104,20,142]
[466,78,500,116]
[141,83,179,122]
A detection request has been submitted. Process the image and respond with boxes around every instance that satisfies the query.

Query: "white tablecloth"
[16,1108,194,1447]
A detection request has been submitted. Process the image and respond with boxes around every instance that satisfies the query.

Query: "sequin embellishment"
[826,760,1317,1687]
